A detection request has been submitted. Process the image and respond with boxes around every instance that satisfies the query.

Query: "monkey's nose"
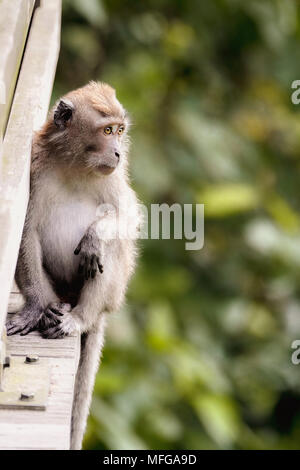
[115,151,120,159]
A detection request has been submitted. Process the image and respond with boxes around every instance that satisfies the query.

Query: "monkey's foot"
[42,312,78,339]
[38,302,71,331]
[6,310,42,336]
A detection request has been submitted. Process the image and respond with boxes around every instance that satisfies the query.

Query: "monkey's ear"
[54,99,74,130]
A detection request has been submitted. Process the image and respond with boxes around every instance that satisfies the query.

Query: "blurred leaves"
[55,0,300,451]
[199,184,259,217]
[66,0,107,27]
[193,394,240,448]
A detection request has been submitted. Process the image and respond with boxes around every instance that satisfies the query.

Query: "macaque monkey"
[6,82,140,449]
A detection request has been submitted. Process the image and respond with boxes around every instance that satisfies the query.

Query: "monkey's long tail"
[70,314,107,450]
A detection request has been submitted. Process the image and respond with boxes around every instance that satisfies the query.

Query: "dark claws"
[38,312,61,331]
[20,322,37,336]
[77,253,103,279]
[38,303,71,332]
[47,307,64,316]
[97,261,104,274]
[74,244,81,255]
[7,323,34,336]
[6,325,23,336]
[42,325,66,339]
[6,312,41,336]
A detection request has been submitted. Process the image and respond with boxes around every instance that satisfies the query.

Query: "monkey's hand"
[38,302,71,331]
[74,231,104,280]
[6,306,43,336]
[41,311,79,339]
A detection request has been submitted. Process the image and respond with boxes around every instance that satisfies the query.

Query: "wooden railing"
[0,0,80,450]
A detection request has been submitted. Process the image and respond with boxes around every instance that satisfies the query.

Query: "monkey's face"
[52,82,130,176]
[83,119,127,176]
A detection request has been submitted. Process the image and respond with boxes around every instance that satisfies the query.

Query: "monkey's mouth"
[97,164,116,175]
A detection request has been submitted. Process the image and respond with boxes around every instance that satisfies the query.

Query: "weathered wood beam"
[0,0,62,337]
[0,0,36,152]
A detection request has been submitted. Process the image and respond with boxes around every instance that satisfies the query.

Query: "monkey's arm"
[41,212,134,338]
[6,224,59,335]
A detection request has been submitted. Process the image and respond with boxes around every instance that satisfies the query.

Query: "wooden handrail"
[0,0,61,365]
[0,0,36,153]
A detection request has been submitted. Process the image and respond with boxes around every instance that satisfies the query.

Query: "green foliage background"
[54,0,300,449]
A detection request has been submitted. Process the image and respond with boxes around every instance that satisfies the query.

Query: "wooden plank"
[0,293,80,450]
[0,0,35,152]
[0,0,62,338]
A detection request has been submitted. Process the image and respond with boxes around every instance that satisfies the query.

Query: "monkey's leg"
[41,254,126,339]
[70,314,107,450]
[6,231,59,335]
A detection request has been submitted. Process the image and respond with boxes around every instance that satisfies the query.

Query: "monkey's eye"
[118,126,124,135]
[104,126,112,135]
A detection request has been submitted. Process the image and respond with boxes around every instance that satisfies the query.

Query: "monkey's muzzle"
[97,164,117,175]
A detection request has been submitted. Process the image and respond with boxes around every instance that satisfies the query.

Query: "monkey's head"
[47,81,130,176]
